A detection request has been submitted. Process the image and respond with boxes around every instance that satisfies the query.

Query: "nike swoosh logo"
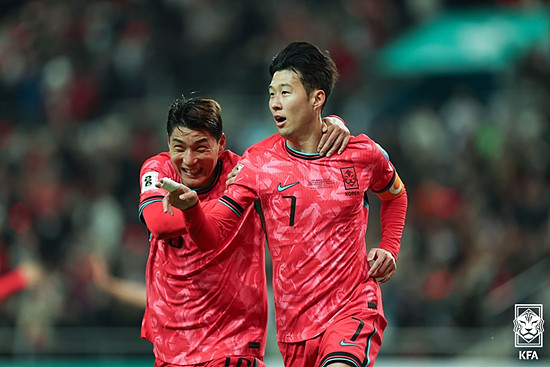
[277,182,300,192]
[389,181,402,195]
[340,339,360,347]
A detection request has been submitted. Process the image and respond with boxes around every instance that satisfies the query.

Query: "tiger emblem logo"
[340,167,359,190]
[514,306,544,347]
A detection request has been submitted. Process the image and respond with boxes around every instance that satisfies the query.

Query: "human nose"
[270,95,281,111]
[182,149,197,165]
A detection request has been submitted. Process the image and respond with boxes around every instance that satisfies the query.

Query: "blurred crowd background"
[0,0,549,363]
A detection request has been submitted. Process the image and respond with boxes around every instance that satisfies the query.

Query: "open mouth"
[274,115,287,126]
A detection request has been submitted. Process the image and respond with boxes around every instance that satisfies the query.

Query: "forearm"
[182,199,242,252]
[379,189,408,260]
[181,203,222,251]
[142,201,189,239]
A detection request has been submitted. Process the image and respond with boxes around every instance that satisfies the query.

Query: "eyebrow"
[269,83,293,90]
[172,137,209,145]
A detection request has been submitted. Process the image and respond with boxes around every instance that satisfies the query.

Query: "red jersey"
[182,134,406,343]
[138,150,267,365]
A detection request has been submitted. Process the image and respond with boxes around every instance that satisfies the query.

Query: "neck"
[286,117,323,154]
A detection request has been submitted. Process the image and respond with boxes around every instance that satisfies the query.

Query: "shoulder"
[350,133,376,146]
[218,149,241,166]
[141,152,171,169]
[140,152,175,179]
[343,134,391,165]
[232,135,282,176]
[139,153,177,195]
[347,134,380,153]
[217,150,242,178]
[253,133,282,150]
[242,134,282,157]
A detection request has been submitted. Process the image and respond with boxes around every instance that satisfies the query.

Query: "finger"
[163,196,174,215]
[156,177,166,188]
[368,258,382,277]
[377,257,397,281]
[325,134,343,157]
[321,120,328,133]
[375,260,392,278]
[317,132,329,155]
[367,248,377,262]
[226,165,242,185]
[378,268,396,284]
[179,191,193,201]
[319,132,337,156]
[162,196,169,213]
[370,255,393,277]
[337,135,350,155]
[226,174,235,187]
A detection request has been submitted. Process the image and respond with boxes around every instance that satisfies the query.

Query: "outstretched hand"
[367,248,396,283]
[156,178,198,215]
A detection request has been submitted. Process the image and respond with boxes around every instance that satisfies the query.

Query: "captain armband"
[373,172,405,201]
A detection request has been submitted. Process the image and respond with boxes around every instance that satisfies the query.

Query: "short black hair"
[166,97,223,140]
[269,41,339,107]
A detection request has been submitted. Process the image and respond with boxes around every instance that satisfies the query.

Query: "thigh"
[317,312,387,367]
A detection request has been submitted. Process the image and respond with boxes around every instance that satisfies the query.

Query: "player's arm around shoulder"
[318,115,350,157]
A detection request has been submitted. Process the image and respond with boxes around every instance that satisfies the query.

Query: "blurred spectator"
[0,261,42,302]
[85,253,146,309]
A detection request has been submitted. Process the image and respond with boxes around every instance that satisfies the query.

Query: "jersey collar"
[285,140,322,160]
[187,159,224,196]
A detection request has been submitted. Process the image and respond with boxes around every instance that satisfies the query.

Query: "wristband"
[160,178,180,192]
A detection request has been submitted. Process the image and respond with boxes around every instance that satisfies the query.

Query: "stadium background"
[0,0,549,366]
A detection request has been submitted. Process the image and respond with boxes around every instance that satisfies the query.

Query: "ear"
[218,133,226,151]
[167,134,171,149]
[312,89,326,110]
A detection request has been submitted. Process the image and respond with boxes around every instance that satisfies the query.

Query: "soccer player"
[139,96,350,367]
[163,42,408,367]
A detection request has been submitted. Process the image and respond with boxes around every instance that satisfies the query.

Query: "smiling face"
[269,69,325,149]
[168,127,226,189]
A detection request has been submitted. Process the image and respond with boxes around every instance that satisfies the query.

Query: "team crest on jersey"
[141,171,159,193]
[340,167,359,190]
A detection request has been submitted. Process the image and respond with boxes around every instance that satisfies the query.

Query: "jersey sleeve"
[369,143,405,201]
[181,155,260,252]
[138,155,190,239]
[379,190,407,260]
[367,142,408,260]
